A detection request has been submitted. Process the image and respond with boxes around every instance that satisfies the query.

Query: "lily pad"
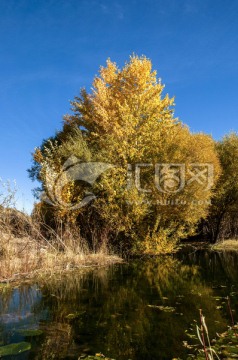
[147,305,176,312]
[79,354,116,360]
[17,329,43,337]
[82,357,115,360]
[66,311,85,320]
[0,342,31,356]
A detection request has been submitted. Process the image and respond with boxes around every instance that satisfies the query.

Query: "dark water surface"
[1,248,238,359]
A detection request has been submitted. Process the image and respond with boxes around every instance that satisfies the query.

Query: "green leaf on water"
[147,305,176,312]
[17,329,43,337]
[0,342,31,356]
[66,311,85,320]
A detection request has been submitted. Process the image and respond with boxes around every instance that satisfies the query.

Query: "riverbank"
[179,239,238,252]
[211,239,238,251]
[0,231,123,284]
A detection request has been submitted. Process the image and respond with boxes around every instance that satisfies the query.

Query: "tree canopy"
[29,55,221,253]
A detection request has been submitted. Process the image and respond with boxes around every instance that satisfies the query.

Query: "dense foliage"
[205,133,238,242]
[29,55,222,253]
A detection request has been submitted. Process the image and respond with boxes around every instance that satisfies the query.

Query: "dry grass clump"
[0,226,122,283]
[0,232,42,281]
[0,180,122,283]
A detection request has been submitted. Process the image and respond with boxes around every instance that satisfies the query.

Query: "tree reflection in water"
[1,250,238,359]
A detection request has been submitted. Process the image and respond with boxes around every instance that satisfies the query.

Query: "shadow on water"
[1,249,238,359]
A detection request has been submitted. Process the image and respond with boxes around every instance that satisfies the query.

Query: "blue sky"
[0,0,238,212]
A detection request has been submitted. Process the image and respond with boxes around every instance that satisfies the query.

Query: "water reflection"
[0,250,238,359]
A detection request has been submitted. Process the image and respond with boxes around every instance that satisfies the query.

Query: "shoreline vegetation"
[1,211,238,286]
[1,237,238,286]
[0,235,122,285]
[0,208,123,285]
[211,239,238,251]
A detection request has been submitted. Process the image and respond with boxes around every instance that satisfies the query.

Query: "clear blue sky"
[0,0,237,212]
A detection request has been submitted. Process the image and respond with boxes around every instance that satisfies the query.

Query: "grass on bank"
[0,207,122,284]
[0,231,122,283]
[0,179,122,283]
[211,239,238,251]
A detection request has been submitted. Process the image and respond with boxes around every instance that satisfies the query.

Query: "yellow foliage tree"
[30,55,221,253]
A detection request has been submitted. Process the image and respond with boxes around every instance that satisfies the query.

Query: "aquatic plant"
[0,342,31,356]
[186,298,238,359]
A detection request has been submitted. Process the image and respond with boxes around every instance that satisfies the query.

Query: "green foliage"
[17,329,44,337]
[186,320,238,359]
[0,342,31,356]
[80,355,117,360]
[207,133,238,242]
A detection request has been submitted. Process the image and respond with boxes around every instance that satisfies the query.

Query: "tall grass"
[0,180,122,283]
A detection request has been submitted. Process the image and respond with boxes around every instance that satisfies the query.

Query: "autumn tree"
[30,55,220,253]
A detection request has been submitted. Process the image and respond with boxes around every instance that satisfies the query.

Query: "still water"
[1,248,238,359]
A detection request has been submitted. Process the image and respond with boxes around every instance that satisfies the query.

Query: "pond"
[1,248,238,359]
